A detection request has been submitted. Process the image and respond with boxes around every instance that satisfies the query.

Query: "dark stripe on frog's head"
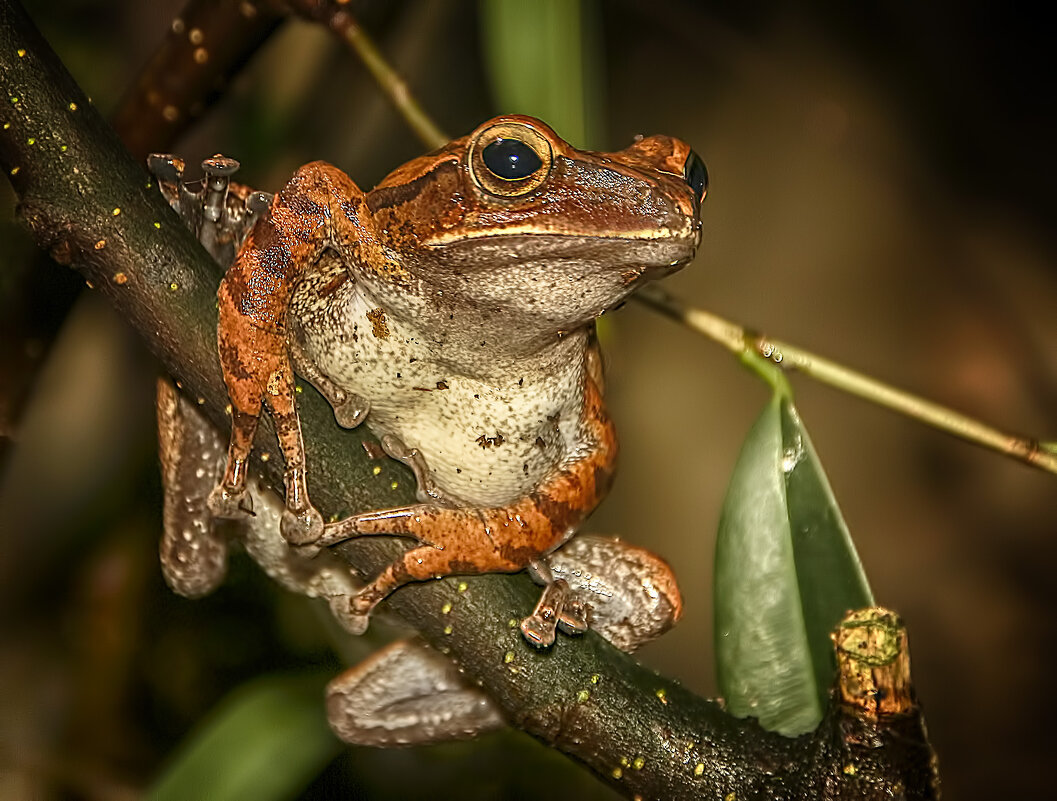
[366,160,458,212]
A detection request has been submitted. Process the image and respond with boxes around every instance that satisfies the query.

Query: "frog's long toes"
[207,484,252,519]
[281,505,324,546]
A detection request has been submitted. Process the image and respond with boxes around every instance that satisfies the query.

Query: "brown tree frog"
[154,115,704,645]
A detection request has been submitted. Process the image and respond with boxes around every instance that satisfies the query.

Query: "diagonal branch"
[0,3,936,798]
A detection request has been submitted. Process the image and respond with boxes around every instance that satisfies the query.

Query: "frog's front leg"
[318,374,616,634]
[208,161,380,547]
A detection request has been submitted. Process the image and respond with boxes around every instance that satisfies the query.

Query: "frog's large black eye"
[482,138,543,181]
[684,150,708,204]
[469,119,554,198]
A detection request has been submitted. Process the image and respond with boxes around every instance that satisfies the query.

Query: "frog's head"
[366,115,704,340]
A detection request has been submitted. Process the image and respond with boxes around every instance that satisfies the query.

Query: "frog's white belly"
[295,282,587,507]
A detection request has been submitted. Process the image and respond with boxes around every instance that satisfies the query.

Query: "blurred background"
[1,1,1055,798]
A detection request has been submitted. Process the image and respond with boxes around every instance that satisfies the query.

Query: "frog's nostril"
[683,150,708,204]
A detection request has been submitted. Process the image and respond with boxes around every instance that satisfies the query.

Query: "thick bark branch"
[0,3,938,797]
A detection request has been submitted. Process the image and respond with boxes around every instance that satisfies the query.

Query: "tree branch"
[0,2,937,797]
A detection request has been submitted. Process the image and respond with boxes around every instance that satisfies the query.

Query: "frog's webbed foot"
[379,434,462,506]
[327,638,504,745]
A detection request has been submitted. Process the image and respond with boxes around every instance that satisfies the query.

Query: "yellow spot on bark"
[390,480,399,490]
[611,768,623,780]
[655,688,668,703]
[843,764,857,776]
[633,757,645,770]
[441,602,452,614]
[576,690,589,702]
[68,102,77,111]
[162,105,179,122]
[94,239,106,250]
[112,272,127,285]
[371,465,382,476]
[457,582,468,592]
[193,47,208,64]
[443,625,453,635]
[153,222,161,229]
[169,281,179,291]
[17,49,26,57]
[26,137,34,145]
[60,145,67,152]
[724,793,735,801]
[9,166,18,176]
[503,651,515,664]
[3,123,9,129]
[112,207,121,216]
[260,453,270,462]
[694,763,704,776]
[590,674,600,684]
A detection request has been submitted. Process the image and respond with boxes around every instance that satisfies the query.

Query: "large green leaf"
[147,673,341,801]
[715,392,873,736]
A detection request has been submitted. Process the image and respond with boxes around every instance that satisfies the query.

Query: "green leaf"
[714,393,873,736]
[147,673,341,801]
[478,0,604,148]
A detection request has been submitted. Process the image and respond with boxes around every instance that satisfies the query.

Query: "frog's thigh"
[156,378,229,597]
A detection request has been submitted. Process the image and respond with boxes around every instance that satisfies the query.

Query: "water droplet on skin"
[781,436,804,474]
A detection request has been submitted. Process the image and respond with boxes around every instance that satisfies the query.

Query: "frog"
[196,114,704,637]
[160,373,684,743]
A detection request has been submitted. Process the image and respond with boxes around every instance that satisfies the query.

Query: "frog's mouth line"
[425,221,699,248]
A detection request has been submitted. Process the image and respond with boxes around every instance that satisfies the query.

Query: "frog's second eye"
[482,139,543,180]
[684,150,708,204]
[469,121,554,198]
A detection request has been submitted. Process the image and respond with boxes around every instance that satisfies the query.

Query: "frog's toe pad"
[333,399,369,429]
[520,614,557,649]
[207,484,252,519]
[330,597,370,635]
[281,506,324,546]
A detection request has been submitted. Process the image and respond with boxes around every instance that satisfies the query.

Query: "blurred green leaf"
[714,393,873,736]
[147,673,341,801]
[478,0,604,148]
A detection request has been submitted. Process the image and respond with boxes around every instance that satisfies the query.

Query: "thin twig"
[637,286,1057,476]
[285,1,449,150]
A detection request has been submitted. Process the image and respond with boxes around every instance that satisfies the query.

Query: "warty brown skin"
[209,115,703,631]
